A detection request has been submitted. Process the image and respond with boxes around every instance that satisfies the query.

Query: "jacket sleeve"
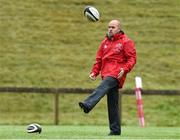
[90,43,104,76]
[123,40,137,73]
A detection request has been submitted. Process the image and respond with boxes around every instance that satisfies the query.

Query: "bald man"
[79,19,136,135]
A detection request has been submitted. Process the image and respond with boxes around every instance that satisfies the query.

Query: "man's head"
[107,20,121,38]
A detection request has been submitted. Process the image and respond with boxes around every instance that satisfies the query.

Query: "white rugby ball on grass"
[26,123,42,134]
[84,6,100,22]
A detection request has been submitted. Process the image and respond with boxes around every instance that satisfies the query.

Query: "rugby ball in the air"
[84,6,100,22]
[27,123,42,134]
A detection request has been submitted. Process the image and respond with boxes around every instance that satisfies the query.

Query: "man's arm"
[89,42,104,80]
[118,40,136,79]
[123,40,137,73]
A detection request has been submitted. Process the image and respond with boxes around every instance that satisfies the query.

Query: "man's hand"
[117,68,124,79]
[89,73,96,81]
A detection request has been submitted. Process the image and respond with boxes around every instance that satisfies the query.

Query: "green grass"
[0,125,179,139]
[0,94,179,126]
[0,0,179,89]
[0,0,180,127]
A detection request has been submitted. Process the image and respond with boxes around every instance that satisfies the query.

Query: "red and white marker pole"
[135,76,145,127]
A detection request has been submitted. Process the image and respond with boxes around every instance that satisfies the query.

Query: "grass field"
[0,125,179,139]
[0,0,180,128]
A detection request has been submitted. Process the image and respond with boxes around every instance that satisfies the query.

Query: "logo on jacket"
[103,45,107,49]
[116,43,122,49]
[114,43,123,53]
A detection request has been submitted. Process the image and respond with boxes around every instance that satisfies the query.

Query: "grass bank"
[0,93,179,126]
[0,0,179,126]
[0,0,179,89]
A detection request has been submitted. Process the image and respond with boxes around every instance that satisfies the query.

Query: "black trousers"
[84,76,121,134]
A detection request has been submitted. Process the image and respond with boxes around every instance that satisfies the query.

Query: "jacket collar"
[106,30,125,41]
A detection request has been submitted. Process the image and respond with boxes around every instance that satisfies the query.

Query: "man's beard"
[107,32,113,39]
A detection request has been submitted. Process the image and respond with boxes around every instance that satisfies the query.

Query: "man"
[79,19,136,135]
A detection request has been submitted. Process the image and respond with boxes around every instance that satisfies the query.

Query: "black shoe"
[79,102,90,113]
[108,131,120,136]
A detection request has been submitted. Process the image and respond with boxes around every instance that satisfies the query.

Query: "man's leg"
[107,86,121,135]
[79,76,118,113]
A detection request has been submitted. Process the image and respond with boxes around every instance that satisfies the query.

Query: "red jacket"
[91,32,136,88]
